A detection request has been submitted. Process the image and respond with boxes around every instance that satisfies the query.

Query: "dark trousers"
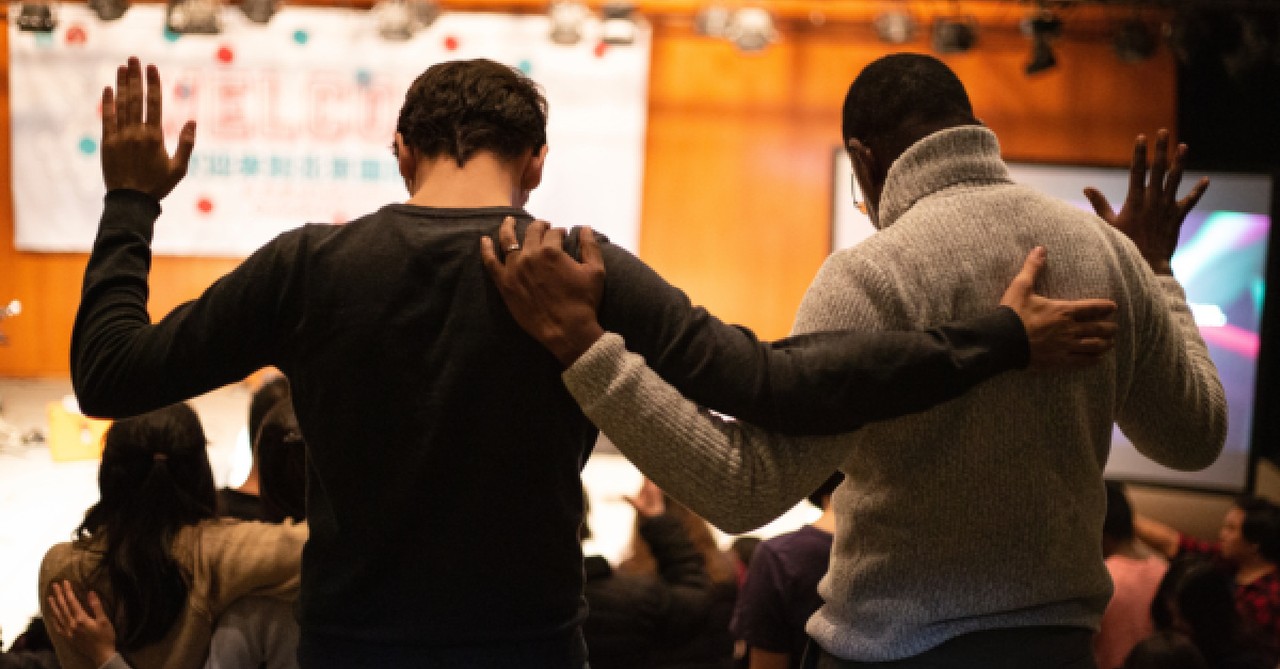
[805,626,1096,669]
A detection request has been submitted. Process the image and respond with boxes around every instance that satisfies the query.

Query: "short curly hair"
[395,59,547,167]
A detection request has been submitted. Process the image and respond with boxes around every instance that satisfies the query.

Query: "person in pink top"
[1096,482,1168,669]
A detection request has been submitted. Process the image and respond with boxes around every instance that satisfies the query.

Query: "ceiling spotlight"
[373,0,438,41]
[166,0,221,34]
[548,0,589,45]
[725,7,777,53]
[239,0,279,24]
[89,0,129,21]
[874,9,917,45]
[932,16,977,54]
[600,2,636,46]
[15,2,57,31]
[1113,19,1157,63]
[1023,10,1062,75]
[694,4,732,38]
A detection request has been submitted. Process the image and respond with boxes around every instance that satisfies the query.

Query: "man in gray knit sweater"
[485,55,1225,667]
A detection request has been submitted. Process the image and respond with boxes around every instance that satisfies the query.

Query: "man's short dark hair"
[808,471,844,510]
[1103,480,1135,541]
[248,375,290,448]
[1235,496,1280,564]
[841,53,978,163]
[396,59,548,167]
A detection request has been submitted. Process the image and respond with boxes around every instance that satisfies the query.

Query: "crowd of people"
[0,43,1244,669]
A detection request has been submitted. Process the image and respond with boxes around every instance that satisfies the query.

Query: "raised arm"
[482,221,1116,437]
[1133,514,1181,559]
[1085,130,1225,471]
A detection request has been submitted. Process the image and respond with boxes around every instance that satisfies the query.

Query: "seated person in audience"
[217,375,290,521]
[1149,556,1277,669]
[46,400,310,669]
[39,403,306,669]
[1136,496,1280,640]
[1122,631,1208,669]
[731,472,842,669]
[1095,481,1168,669]
[618,485,738,669]
[582,480,714,669]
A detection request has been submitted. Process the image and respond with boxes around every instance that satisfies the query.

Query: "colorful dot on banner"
[197,197,214,214]
[175,83,193,99]
[332,212,347,225]
[356,69,373,87]
[517,59,533,75]
[163,27,181,42]
[78,137,98,155]
[66,25,88,45]
[594,41,608,58]
[444,35,459,51]
[34,32,54,46]
[293,29,309,45]
[216,45,235,64]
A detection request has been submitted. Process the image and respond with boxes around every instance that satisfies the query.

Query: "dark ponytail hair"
[76,403,217,650]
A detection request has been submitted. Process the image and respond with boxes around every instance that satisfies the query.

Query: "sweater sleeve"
[70,190,303,418]
[590,237,1028,437]
[564,333,849,533]
[197,521,307,619]
[1115,272,1226,471]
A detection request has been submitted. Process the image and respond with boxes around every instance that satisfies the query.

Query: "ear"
[394,133,416,182]
[521,144,549,192]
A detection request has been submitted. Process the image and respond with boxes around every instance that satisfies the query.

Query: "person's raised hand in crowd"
[46,580,119,669]
[998,246,1118,370]
[101,56,196,200]
[1083,129,1210,276]
[480,216,605,367]
[625,479,667,520]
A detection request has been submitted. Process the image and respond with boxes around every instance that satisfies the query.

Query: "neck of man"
[812,502,837,535]
[405,153,525,209]
[1237,555,1276,585]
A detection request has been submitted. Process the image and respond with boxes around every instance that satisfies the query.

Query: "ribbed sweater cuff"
[562,332,629,407]
[103,189,162,240]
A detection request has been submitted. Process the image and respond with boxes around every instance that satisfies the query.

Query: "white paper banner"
[9,5,649,255]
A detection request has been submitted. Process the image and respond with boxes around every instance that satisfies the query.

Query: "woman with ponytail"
[38,403,306,669]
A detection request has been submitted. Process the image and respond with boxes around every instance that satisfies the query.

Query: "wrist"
[547,321,605,368]
[93,649,120,668]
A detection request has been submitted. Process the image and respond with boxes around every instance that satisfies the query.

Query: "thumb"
[1082,188,1114,221]
[579,226,604,271]
[173,120,197,170]
[1001,247,1046,309]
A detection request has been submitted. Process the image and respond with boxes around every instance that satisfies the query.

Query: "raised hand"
[101,56,197,200]
[625,478,667,519]
[46,580,119,668]
[1083,129,1210,276]
[481,217,606,367]
[999,247,1118,370]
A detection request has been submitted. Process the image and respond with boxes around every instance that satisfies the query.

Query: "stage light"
[549,0,589,45]
[89,0,129,21]
[694,4,731,38]
[239,0,279,24]
[1023,10,1062,75]
[166,0,221,34]
[601,2,637,46]
[726,7,776,53]
[373,0,438,41]
[931,16,976,54]
[15,2,57,32]
[1114,19,1157,63]
[874,8,917,45]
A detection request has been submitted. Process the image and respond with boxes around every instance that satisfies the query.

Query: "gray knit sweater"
[562,126,1226,661]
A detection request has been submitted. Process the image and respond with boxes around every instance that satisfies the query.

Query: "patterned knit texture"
[563,126,1225,660]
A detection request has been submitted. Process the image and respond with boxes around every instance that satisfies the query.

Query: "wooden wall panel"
[0,4,1176,376]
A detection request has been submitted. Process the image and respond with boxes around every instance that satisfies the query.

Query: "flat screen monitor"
[832,151,1273,491]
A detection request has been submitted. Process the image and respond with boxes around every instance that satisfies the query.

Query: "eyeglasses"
[850,173,869,216]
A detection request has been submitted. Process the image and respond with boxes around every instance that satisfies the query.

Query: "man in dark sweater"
[70,57,1115,669]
